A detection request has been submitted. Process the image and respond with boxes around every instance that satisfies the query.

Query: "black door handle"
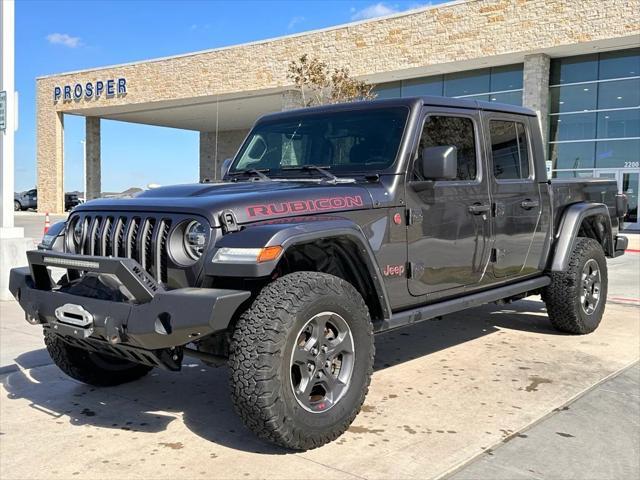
[468,204,491,215]
[521,199,539,209]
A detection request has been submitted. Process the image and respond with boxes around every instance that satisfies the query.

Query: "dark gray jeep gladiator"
[10,97,629,450]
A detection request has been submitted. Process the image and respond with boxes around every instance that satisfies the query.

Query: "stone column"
[523,53,551,146]
[199,129,249,181]
[282,89,303,111]
[37,107,65,214]
[85,117,101,201]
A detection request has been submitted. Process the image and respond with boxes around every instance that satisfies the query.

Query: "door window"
[490,120,531,180]
[416,116,478,181]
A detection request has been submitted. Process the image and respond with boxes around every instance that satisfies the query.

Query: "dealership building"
[35,0,639,228]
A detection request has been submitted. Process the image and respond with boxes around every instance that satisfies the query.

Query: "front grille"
[67,214,172,284]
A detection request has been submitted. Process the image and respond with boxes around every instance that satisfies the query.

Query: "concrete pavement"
[0,249,638,479]
[449,363,640,480]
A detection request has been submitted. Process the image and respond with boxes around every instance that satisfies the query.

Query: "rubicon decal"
[246,195,364,218]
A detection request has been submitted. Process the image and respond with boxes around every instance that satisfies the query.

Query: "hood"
[74,181,374,227]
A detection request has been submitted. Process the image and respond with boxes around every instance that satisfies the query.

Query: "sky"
[14,0,443,192]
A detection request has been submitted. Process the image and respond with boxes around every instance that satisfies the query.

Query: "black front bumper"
[9,251,250,370]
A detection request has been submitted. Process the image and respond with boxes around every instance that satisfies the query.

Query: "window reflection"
[550,83,597,113]
[597,78,640,109]
[549,113,596,142]
[596,139,640,168]
[550,142,595,170]
[597,110,640,138]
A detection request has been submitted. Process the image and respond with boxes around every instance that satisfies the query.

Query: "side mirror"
[220,158,233,179]
[421,146,458,180]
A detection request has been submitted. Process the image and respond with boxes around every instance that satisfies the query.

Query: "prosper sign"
[53,78,126,103]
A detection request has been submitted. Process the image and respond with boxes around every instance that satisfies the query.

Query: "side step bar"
[378,276,551,333]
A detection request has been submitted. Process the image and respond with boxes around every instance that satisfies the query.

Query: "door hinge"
[406,208,423,226]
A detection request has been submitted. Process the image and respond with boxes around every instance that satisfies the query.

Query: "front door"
[483,113,542,278]
[406,109,492,297]
[596,169,639,231]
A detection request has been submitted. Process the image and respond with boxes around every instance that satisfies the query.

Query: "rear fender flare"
[551,202,614,272]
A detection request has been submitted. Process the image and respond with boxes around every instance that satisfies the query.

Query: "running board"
[377,276,551,333]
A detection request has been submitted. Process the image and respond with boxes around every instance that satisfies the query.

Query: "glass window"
[598,48,640,80]
[549,113,597,142]
[549,141,595,170]
[490,64,523,91]
[595,139,640,168]
[597,109,640,139]
[550,54,598,85]
[553,170,596,179]
[231,107,409,174]
[458,93,490,102]
[374,81,401,99]
[489,90,523,106]
[402,75,443,96]
[417,116,477,181]
[597,78,640,109]
[550,83,597,113]
[489,120,530,180]
[444,69,490,97]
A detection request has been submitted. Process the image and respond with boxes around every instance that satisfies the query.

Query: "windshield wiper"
[281,164,338,183]
[227,168,271,181]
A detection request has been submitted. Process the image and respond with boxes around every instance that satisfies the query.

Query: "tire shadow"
[2,298,564,455]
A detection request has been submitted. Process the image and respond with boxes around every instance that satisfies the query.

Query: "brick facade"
[36,0,640,212]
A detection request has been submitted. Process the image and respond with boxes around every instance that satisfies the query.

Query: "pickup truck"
[9,97,628,450]
[14,189,83,212]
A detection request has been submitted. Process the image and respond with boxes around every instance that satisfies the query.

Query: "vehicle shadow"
[2,298,562,455]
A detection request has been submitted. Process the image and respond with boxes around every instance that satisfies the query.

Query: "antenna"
[214,94,219,179]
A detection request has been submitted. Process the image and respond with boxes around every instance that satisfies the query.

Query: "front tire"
[14,200,21,211]
[542,237,608,334]
[45,331,152,386]
[229,271,374,450]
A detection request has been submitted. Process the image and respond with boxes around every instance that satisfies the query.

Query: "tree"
[287,54,376,107]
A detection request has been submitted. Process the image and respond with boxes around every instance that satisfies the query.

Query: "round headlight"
[184,220,208,260]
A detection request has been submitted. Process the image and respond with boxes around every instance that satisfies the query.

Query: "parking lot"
[1,216,638,479]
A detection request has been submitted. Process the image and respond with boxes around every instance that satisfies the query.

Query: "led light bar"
[43,256,100,270]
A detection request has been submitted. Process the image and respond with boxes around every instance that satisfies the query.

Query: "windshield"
[229,106,409,176]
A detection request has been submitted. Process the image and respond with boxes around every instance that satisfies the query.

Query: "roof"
[257,96,536,123]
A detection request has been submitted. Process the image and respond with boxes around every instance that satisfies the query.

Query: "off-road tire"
[44,330,152,386]
[542,237,608,334]
[14,200,21,211]
[229,271,374,450]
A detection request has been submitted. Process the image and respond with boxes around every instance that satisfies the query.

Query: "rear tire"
[229,271,374,450]
[542,237,607,334]
[44,330,152,386]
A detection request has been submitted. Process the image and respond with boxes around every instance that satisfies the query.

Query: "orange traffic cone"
[44,212,51,235]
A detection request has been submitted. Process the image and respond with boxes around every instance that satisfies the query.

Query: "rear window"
[489,120,531,180]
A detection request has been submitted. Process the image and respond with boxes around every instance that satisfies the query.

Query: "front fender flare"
[551,202,614,272]
[204,218,391,320]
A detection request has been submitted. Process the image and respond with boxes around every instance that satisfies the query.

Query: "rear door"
[406,107,492,297]
[483,113,541,278]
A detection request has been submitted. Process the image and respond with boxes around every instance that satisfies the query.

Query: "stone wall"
[36,0,640,212]
[199,129,249,181]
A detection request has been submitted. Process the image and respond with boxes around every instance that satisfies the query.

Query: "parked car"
[13,189,37,211]
[14,189,83,211]
[9,97,628,450]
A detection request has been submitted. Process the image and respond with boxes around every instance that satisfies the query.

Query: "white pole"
[0,0,18,231]
[80,140,86,200]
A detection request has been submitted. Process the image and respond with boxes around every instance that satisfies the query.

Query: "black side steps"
[376,276,551,333]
